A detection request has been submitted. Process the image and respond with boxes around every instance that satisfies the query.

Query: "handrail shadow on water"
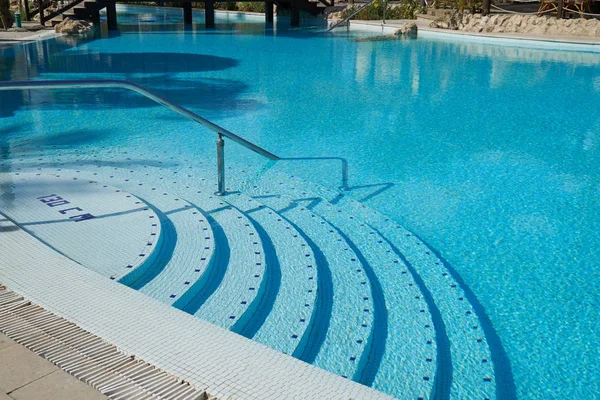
[278,156,349,191]
[277,156,396,204]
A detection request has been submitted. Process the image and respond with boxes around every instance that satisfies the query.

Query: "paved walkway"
[0,333,107,400]
[0,22,55,48]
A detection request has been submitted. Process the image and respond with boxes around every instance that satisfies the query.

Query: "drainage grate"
[0,284,210,400]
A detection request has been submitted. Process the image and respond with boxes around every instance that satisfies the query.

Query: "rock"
[430,9,464,30]
[431,11,600,38]
[393,22,418,38]
[27,24,46,31]
[54,17,93,34]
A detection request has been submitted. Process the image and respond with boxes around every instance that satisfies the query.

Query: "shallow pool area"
[1,7,599,399]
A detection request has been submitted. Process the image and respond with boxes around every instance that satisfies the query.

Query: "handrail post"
[215,133,225,196]
[24,0,30,21]
[341,159,348,190]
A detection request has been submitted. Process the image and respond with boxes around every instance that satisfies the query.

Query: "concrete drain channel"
[0,285,210,400]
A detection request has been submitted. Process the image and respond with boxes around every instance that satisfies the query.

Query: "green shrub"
[236,2,265,12]
[341,0,425,20]
[432,0,481,12]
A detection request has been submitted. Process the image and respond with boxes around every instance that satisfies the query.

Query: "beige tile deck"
[0,341,56,393]
[0,333,107,400]
[0,392,13,400]
[0,334,16,351]
[9,370,108,400]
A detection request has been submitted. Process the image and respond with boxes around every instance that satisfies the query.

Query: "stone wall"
[431,11,600,37]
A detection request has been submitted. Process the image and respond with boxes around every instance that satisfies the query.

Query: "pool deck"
[0,333,107,400]
[0,22,55,48]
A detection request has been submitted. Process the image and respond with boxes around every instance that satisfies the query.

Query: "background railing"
[327,0,375,31]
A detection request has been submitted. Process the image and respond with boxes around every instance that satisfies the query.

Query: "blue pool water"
[1,7,599,398]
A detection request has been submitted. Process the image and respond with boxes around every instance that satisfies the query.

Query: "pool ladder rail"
[0,79,280,197]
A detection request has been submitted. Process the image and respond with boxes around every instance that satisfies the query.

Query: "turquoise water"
[1,7,599,398]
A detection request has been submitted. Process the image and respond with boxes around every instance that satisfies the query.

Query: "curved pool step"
[220,193,318,356]
[312,201,437,397]
[181,198,265,331]
[246,192,376,381]
[333,197,498,400]
[124,199,215,308]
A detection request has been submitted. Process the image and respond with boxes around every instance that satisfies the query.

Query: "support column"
[37,0,44,25]
[557,0,564,17]
[205,0,215,28]
[183,2,192,24]
[265,0,274,23]
[482,0,490,15]
[24,0,30,21]
[290,0,299,26]
[106,1,117,30]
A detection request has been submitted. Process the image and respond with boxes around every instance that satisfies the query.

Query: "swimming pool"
[1,7,599,399]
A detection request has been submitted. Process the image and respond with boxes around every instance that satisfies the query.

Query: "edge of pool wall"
[350,20,600,52]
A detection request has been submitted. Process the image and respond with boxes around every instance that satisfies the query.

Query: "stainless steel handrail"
[327,0,375,31]
[0,79,280,195]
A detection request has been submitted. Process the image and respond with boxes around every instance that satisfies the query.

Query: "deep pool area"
[1,6,599,399]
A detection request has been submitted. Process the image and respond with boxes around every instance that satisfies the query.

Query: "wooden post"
[482,0,490,15]
[37,0,44,25]
[265,0,273,23]
[106,1,117,30]
[557,0,564,17]
[205,0,215,27]
[24,0,30,21]
[183,2,192,24]
[291,0,299,26]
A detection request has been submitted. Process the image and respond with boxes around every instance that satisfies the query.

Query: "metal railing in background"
[327,0,375,31]
[0,79,280,196]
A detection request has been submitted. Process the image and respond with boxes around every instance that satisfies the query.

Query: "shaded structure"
[31,0,332,29]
